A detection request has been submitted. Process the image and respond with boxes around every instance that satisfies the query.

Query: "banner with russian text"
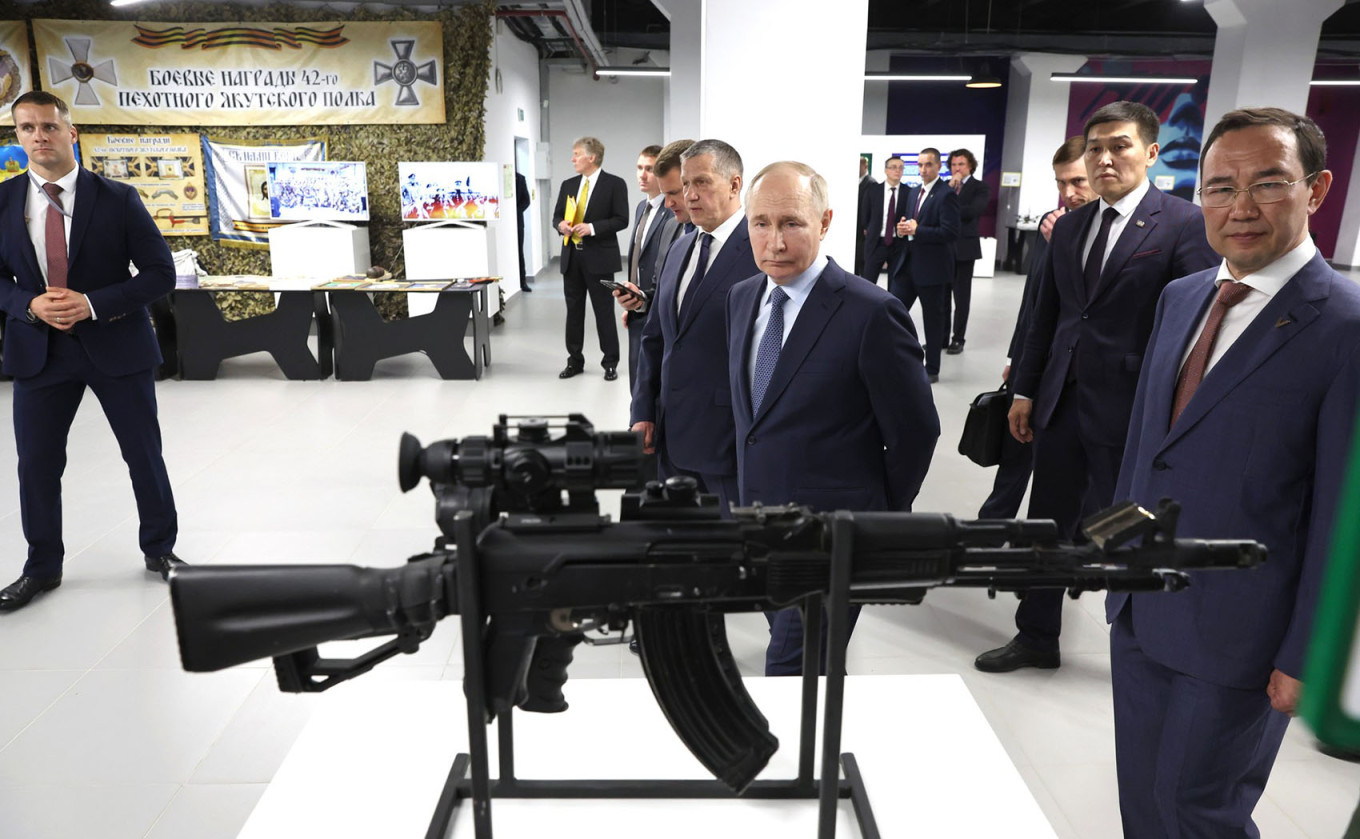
[0,21,34,126]
[33,19,444,126]
[203,136,326,246]
[85,133,209,236]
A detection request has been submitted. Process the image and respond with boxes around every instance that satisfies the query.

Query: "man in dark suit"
[854,155,873,276]
[1110,107,1360,837]
[891,147,959,383]
[975,101,1219,672]
[551,136,629,380]
[0,91,183,611]
[858,155,907,284]
[514,170,532,292]
[945,148,991,355]
[619,144,673,389]
[727,161,939,676]
[630,139,756,512]
[978,136,1095,519]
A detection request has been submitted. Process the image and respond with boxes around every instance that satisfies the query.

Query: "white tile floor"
[1,264,1357,838]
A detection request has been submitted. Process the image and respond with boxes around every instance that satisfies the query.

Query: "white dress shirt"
[1179,237,1316,376]
[676,206,744,308]
[26,167,79,286]
[26,166,97,319]
[574,168,601,236]
[881,182,902,240]
[746,254,828,393]
[1081,178,1151,272]
[637,192,665,244]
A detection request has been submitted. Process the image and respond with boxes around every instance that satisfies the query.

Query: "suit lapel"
[732,278,761,422]
[4,178,41,283]
[752,262,845,426]
[640,204,671,254]
[66,171,97,276]
[661,230,697,335]
[1061,202,1098,307]
[1160,258,1327,449]
[1090,187,1161,303]
[678,220,748,337]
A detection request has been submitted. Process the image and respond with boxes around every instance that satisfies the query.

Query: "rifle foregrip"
[518,634,583,713]
[635,608,778,794]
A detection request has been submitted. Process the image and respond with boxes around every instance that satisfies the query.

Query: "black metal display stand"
[430,511,879,839]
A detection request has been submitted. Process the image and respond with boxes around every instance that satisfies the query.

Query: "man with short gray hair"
[728,161,938,675]
[551,136,629,380]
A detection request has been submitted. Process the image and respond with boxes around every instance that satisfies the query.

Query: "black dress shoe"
[558,366,583,379]
[521,285,533,292]
[628,636,640,656]
[928,374,940,384]
[0,575,61,611]
[145,552,186,581]
[975,637,1060,673]
[604,367,618,381]
[945,339,966,355]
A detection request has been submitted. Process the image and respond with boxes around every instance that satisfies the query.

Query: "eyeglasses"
[1198,173,1318,208]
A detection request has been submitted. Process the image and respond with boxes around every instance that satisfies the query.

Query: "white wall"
[546,59,666,268]
[483,21,545,298]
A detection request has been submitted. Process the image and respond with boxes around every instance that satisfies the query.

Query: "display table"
[172,286,331,380]
[326,282,491,381]
[239,675,1055,837]
[169,279,492,381]
[1005,221,1041,274]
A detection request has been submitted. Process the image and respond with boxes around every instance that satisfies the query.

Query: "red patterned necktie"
[43,182,68,289]
[1170,280,1254,426]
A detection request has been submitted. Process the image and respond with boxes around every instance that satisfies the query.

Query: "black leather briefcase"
[958,386,1012,467]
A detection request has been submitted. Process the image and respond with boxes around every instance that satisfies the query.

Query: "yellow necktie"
[568,178,589,246]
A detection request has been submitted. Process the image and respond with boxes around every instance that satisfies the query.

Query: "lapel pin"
[1275,317,1292,328]
[1135,219,1146,228]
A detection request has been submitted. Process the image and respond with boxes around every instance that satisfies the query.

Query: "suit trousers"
[948,258,976,342]
[860,240,900,285]
[15,330,177,579]
[977,429,1033,519]
[890,264,949,376]
[1111,603,1288,838]
[765,604,863,677]
[1014,382,1123,651]
[562,254,620,369]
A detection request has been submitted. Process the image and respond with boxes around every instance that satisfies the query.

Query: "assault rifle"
[169,415,1266,838]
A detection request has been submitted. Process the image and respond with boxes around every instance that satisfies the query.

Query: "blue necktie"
[751,286,789,413]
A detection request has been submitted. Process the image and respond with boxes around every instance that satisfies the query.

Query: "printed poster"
[0,21,34,126]
[85,133,208,236]
[202,136,325,246]
[33,19,444,126]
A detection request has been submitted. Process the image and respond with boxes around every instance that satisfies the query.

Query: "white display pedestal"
[976,237,998,278]
[268,220,371,279]
[403,220,501,318]
[240,675,1055,838]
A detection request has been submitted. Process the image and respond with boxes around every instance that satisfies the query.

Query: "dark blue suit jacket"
[859,180,908,272]
[1108,253,1360,689]
[624,199,675,328]
[1013,185,1218,445]
[897,179,960,287]
[631,217,758,476]
[726,258,939,511]
[0,168,172,378]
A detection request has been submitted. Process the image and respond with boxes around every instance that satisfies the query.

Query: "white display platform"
[269,220,371,278]
[240,674,1055,838]
[976,237,998,278]
[404,221,500,318]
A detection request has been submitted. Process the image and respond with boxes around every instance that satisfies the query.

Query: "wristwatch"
[25,305,36,323]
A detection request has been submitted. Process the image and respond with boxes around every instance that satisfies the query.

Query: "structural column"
[995,53,1084,261]
[1203,0,1342,133]
[659,0,870,266]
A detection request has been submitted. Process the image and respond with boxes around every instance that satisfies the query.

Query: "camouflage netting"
[3,0,494,320]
